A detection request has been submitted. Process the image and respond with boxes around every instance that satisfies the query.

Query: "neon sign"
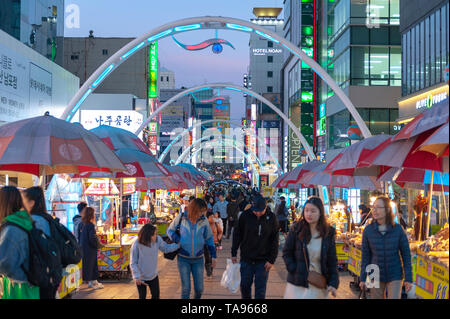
[172,36,235,54]
[148,42,158,98]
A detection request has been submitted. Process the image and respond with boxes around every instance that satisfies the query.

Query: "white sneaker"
[93,282,104,289]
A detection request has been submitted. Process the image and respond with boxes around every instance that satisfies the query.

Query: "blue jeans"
[240,261,269,299]
[177,255,204,299]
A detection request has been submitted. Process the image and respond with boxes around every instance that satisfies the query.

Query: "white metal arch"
[182,141,260,187]
[158,119,282,171]
[175,135,262,167]
[61,16,371,140]
[138,83,317,162]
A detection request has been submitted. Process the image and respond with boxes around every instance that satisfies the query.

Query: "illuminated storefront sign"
[80,110,144,136]
[317,103,326,137]
[415,92,448,110]
[398,84,449,122]
[148,42,158,98]
[148,122,158,155]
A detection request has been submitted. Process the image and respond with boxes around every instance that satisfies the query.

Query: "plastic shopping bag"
[220,259,240,294]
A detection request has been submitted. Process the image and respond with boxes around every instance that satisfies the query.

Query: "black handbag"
[163,214,183,260]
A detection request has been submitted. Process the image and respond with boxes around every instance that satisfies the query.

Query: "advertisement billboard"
[148,42,158,98]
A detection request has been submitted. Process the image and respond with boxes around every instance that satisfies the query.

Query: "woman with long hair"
[282,196,339,299]
[130,223,179,299]
[80,207,104,289]
[167,198,216,299]
[360,196,413,299]
[21,186,58,299]
[0,186,39,299]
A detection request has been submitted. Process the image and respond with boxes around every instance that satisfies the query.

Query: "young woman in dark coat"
[359,196,413,299]
[80,207,104,289]
[282,196,339,299]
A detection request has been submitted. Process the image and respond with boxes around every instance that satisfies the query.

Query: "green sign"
[148,42,158,98]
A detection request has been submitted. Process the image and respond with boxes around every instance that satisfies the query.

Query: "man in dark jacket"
[226,196,240,239]
[73,202,87,243]
[231,195,279,299]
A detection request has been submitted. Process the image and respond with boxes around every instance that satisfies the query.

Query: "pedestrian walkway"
[74,236,359,299]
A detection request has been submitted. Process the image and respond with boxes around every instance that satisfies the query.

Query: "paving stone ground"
[73,235,359,299]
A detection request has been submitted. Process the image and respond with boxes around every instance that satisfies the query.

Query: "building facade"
[398,0,449,124]
[0,0,64,65]
[63,36,149,100]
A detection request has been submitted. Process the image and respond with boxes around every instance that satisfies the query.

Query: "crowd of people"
[0,182,414,300]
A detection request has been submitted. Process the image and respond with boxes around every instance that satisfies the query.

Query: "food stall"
[82,177,138,279]
[415,224,449,299]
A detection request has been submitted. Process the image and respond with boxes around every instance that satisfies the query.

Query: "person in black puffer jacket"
[282,196,339,299]
[359,196,413,299]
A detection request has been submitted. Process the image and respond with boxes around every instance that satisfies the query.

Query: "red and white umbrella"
[415,122,449,158]
[378,167,449,192]
[271,160,323,188]
[300,163,383,190]
[136,177,178,191]
[74,148,171,179]
[90,125,152,155]
[393,99,448,141]
[358,129,446,172]
[0,115,125,176]
[324,135,391,176]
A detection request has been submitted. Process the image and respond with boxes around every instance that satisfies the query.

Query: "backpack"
[0,222,63,290]
[34,212,82,267]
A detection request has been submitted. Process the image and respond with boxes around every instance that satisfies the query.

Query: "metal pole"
[426,171,434,239]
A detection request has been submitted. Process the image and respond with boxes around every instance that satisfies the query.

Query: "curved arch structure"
[176,135,263,167]
[183,142,260,187]
[61,16,371,140]
[138,83,317,162]
[158,118,282,171]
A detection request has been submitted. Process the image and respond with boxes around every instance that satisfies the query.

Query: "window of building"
[436,9,442,83]
[430,12,436,86]
[70,55,79,60]
[102,49,108,55]
[267,56,273,63]
[267,71,273,78]
[267,86,273,93]
[166,76,169,81]
[160,76,164,81]
[420,20,425,90]
[370,27,389,45]
[390,47,401,86]
[268,41,273,48]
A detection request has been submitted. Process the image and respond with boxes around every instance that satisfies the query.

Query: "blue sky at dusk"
[64,0,285,120]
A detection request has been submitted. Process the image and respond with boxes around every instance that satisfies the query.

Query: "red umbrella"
[358,129,445,172]
[300,164,383,190]
[378,167,449,192]
[393,99,448,141]
[415,122,449,158]
[90,125,151,155]
[271,160,323,188]
[136,177,178,191]
[0,115,125,176]
[324,135,391,176]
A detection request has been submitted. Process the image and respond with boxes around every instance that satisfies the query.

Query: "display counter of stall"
[328,205,350,267]
[415,224,449,299]
[154,189,179,234]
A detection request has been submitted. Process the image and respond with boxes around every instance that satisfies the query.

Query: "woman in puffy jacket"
[167,198,216,299]
[282,196,339,299]
[0,186,39,299]
[359,196,413,299]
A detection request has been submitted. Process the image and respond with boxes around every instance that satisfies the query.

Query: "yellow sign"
[415,254,449,299]
[336,242,349,264]
[263,187,274,198]
[347,245,362,276]
[57,261,82,299]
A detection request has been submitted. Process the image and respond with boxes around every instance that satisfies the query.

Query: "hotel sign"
[252,48,282,56]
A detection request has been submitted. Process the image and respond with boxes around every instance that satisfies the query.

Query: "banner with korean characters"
[347,245,362,276]
[57,261,82,299]
[336,241,349,264]
[415,253,449,299]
